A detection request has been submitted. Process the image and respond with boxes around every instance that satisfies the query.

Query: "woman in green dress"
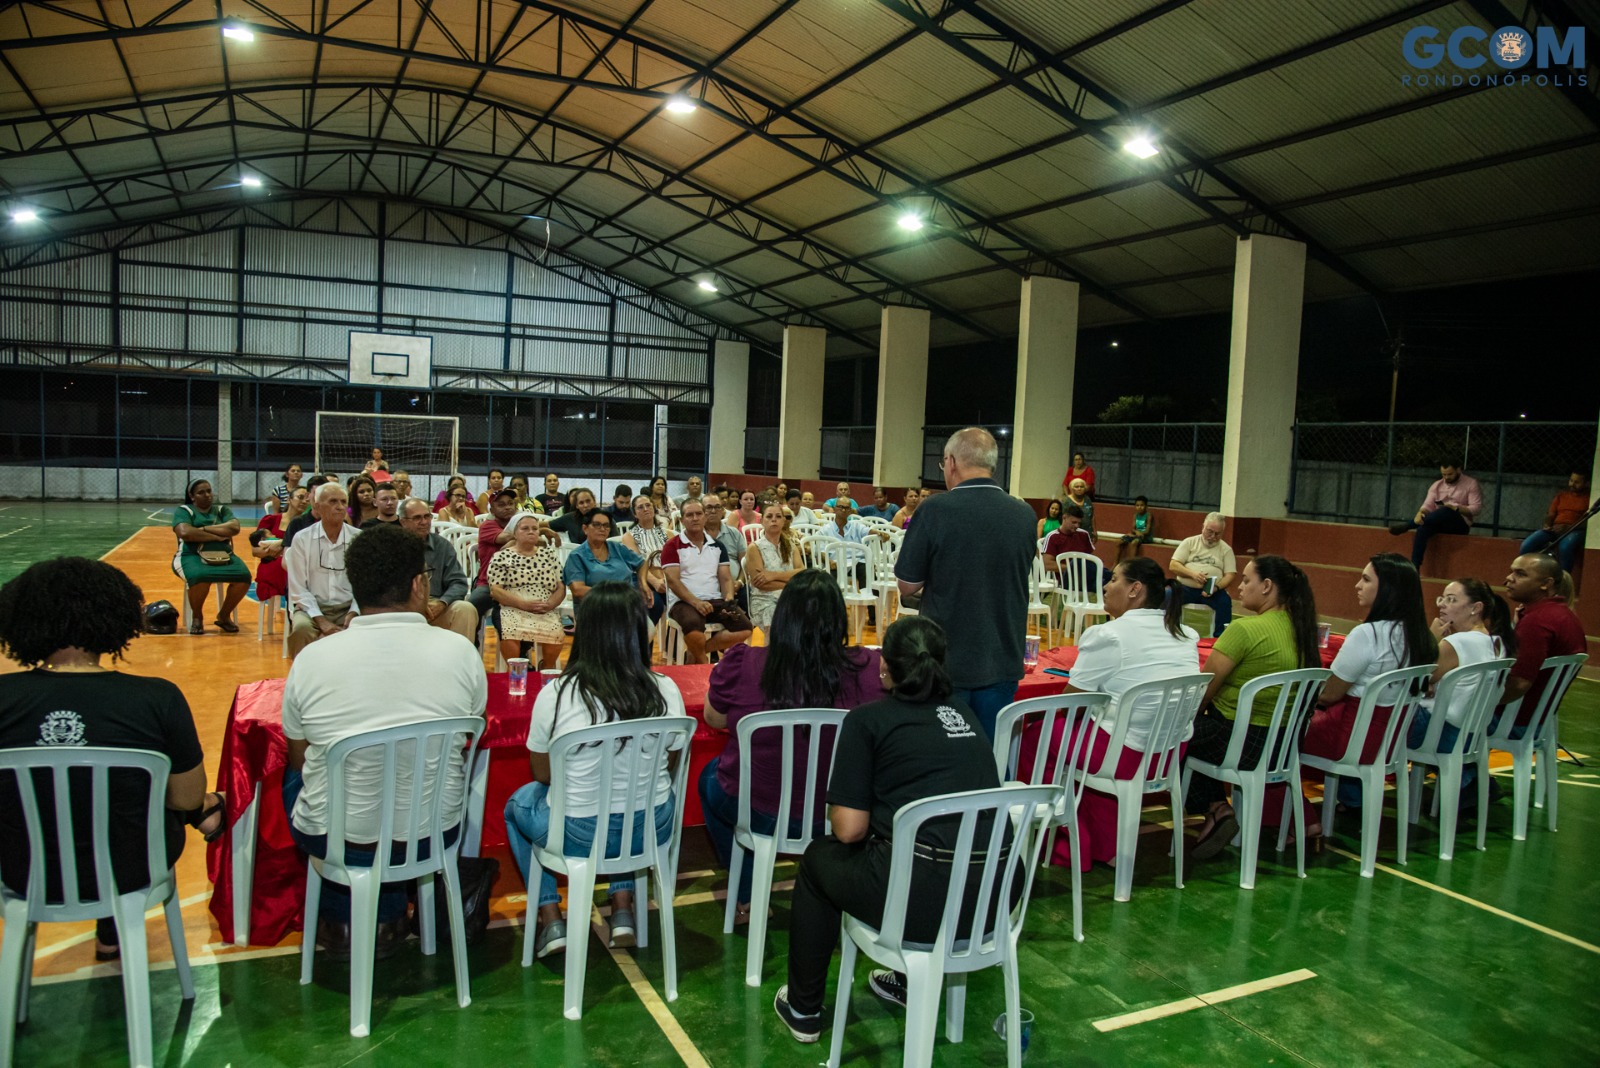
[173,479,251,634]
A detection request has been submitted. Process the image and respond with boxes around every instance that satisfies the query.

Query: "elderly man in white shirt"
[286,481,361,658]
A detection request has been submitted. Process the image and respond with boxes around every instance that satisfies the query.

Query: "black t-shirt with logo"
[0,671,204,898]
[826,695,999,845]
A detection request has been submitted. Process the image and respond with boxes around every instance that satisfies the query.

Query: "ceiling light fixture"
[665,96,696,115]
[239,175,263,188]
[1123,135,1159,159]
[696,279,718,293]
[9,208,39,223]
[897,212,925,232]
[222,25,255,42]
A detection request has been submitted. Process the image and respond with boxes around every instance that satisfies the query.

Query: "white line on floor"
[0,524,35,540]
[33,892,214,960]
[99,527,151,559]
[1092,968,1318,1032]
[590,906,712,1068]
[1487,768,1600,789]
[1326,845,1600,955]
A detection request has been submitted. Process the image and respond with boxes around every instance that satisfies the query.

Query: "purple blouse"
[708,643,886,817]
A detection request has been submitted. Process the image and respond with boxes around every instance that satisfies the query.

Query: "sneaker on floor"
[609,908,637,949]
[774,985,823,1043]
[868,969,907,1008]
[535,919,568,960]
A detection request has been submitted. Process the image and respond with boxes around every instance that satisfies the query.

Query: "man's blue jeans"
[697,758,817,905]
[504,781,674,908]
[952,680,1018,741]
[1520,528,1583,575]
[283,767,455,924]
[1176,585,1232,636]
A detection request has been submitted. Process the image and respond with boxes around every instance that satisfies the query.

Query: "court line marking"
[588,906,712,1068]
[99,526,152,560]
[33,892,213,959]
[1091,968,1318,1032]
[0,524,35,540]
[1325,845,1600,955]
[1487,767,1600,789]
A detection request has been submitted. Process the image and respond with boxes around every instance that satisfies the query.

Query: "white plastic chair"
[825,785,1058,1068]
[740,522,764,544]
[991,693,1111,941]
[1075,674,1210,902]
[300,716,483,1037]
[1180,668,1331,889]
[518,715,694,1020]
[256,593,291,659]
[723,708,848,987]
[1486,653,1586,840]
[1055,552,1109,643]
[1405,658,1515,859]
[828,542,877,645]
[0,748,194,1068]
[1299,664,1433,877]
[1025,557,1055,646]
[800,532,838,570]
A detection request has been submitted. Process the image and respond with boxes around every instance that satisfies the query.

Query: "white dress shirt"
[286,520,360,618]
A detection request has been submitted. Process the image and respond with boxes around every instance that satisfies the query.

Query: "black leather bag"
[414,855,500,944]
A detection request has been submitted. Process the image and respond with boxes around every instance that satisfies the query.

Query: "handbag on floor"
[413,855,500,944]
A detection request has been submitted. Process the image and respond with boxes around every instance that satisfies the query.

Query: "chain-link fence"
[1290,421,1595,536]
[1067,423,1226,508]
[0,366,706,503]
[743,427,777,476]
[922,424,1013,490]
[819,426,876,481]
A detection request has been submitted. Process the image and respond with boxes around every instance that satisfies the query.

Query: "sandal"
[214,618,239,634]
[1191,806,1239,861]
[188,620,205,635]
[187,791,227,843]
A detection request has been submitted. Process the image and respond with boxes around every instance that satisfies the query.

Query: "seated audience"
[1037,498,1064,540]
[282,524,486,960]
[1117,496,1157,562]
[1064,478,1095,537]
[469,489,519,625]
[535,473,565,517]
[268,463,305,514]
[434,474,468,511]
[436,483,479,526]
[1169,512,1237,638]
[1502,553,1585,726]
[1184,555,1322,859]
[564,510,644,601]
[1406,577,1517,799]
[282,473,339,547]
[1301,553,1436,810]
[476,469,507,513]
[823,481,855,510]
[604,484,634,526]
[699,570,884,919]
[774,616,1002,1043]
[647,476,679,528]
[252,485,308,602]
[1020,558,1198,871]
[545,486,600,543]
[346,474,378,529]
[857,488,899,521]
[662,500,753,663]
[675,476,707,510]
[360,482,401,529]
[1389,459,1484,569]
[891,487,919,529]
[1062,451,1096,498]
[286,482,360,658]
[1042,504,1094,571]
[504,583,685,959]
[702,497,748,598]
[735,489,763,529]
[489,512,566,669]
[173,478,250,635]
[508,474,538,513]
[783,488,809,525]
[825,498,870,543]
[619,494,671,623]
[745,503,804,631]
[799,490,820,520]
[1520,468,1590,578]
[0,557,225,962]
[396,497,479,642]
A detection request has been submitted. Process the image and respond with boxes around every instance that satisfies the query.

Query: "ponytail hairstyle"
[1454,577,1518,656]
[1249,555,1321,668]
[1364,552,1438,669]
[880,615,952,704]
[1117,557,1187,640]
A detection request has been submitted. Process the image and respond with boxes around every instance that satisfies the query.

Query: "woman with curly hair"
[0,557,224,962]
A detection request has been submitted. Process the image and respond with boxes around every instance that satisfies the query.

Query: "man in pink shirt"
[1390,459,1484,568]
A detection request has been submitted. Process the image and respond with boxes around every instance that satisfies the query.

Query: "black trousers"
[1183,707,1270,815]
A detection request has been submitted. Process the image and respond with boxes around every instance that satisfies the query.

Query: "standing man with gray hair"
[1169,512,1237,637]
[893,427,1036,739]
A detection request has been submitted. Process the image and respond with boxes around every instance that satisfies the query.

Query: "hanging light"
[240,175,263,188]
[697,279,718,293]
[222,25,255,42]
[897,212,925,232]
[1123,135,1159,159]
[665,96,696,115]
[9,208,39,223]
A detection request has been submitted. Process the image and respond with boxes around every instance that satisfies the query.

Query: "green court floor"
[12,682,1599,1067]
[0,501,192,584]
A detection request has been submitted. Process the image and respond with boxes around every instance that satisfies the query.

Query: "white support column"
[874,305,930,489]
[653,403,669,477]
[778,325,826,480]
[1010,276,1079,499]
[216,382,233,505]
[709,339,750,476]
[1221,234,1306,520]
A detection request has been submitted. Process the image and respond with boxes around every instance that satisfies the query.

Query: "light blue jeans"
[504,781,675,908]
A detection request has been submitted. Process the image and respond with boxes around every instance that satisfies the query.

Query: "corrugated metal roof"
[804,34,998,143]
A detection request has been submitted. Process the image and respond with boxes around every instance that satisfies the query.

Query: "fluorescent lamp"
[665,97,696,115]
[9,209,39,223]
[697,279,718,293]
[222,25,255,42]
[240,175,263,188]
[897,213,924,232]
[1123,135,1159,159]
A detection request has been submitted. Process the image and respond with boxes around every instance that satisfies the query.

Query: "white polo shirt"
[661,530,729,607]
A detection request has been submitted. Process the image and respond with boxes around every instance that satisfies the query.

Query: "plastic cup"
[1317,622,1332,649]
[993,1007,1034,1054]
[540,668,560,685]
[1024,633,1040,668]
[507,657,530,696]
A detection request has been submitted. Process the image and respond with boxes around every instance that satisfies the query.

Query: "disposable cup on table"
[1316,622,1332,648]
[1024,633,1040,667]
[508,657,530,696]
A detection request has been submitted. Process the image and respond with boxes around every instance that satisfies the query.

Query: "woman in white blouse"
[619,494,671,623]
[1019,556,1198,871]
[744,502,803,631]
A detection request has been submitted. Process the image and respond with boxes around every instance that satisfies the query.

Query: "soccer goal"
[314,412,459,485]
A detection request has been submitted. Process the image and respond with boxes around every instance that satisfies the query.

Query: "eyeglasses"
[318,543,346,572]
[1436,594,1464,606]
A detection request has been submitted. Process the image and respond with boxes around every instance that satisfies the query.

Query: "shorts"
[668,598,753,635]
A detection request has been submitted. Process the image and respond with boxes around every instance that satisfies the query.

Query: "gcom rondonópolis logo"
[1401,24,1587,87]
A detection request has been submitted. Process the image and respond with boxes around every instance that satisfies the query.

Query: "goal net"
[314,412,459,498]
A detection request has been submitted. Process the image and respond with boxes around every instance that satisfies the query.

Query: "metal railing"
[819,425,877,481]
[743,426,777,476]
[921,424,1013,491]
[1066,423,1225,509]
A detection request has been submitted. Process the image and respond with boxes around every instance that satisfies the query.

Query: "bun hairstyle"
[1453,577,1518,655]
[1248,554,1321,668]
[881,615,953,703]
[1117,557,1187,639]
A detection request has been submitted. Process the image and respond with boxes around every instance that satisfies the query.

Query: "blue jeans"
[1520,528,1583,575]
[697,758,816,905]
[952,680,1018,741]
[504,781,675,908]
[282,768,455,924]
[1176,585,1232,636]
[1406,707,1473,790]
